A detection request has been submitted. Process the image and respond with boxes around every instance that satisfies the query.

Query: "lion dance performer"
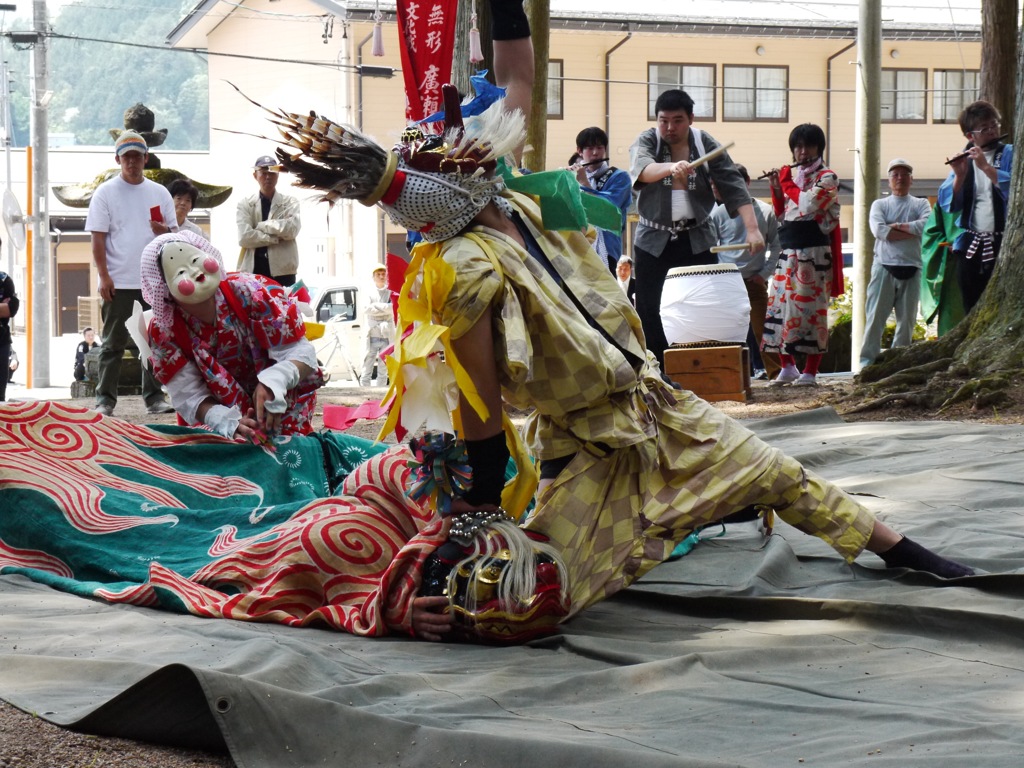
[251,2,973,641]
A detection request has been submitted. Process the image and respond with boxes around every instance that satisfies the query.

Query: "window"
[314,287,358,323]
[881,69,926,123]
[722,65,788,121]
[547,59,563,119]
[648,63,715,120]
[933,69,979,123]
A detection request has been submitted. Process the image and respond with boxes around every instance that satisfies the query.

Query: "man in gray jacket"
[236,155,302,287]
[629,89,764,367]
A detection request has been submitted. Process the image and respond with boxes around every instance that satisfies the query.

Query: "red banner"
[396,0,458,126]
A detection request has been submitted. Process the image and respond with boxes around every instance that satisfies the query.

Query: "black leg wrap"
[878,536,974,578]
[489,0,530,40]
[463,432,510,507]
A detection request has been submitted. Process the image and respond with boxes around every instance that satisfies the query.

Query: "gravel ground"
[0,376,869,766]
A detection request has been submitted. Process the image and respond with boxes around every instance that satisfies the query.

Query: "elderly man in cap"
[86,129,177,417]
[360,264,396,387]
[858,158,932,369]
[236,154,302,287]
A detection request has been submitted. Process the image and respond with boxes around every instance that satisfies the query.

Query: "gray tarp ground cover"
[2,408,1024,767]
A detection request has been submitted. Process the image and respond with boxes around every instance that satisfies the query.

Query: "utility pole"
[0,4,15,279]
[851,0,880,372]
[2,59,12,279]
[28,0,50,387]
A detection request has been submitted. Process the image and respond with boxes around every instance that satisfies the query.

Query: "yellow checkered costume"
[431,191,876,615]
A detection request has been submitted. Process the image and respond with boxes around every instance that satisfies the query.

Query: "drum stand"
[664,341,752,402]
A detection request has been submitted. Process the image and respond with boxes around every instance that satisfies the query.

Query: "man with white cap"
[858,158,932,369]
[360,264,396,387]
[237,154,302,287]
[86,129,177,417]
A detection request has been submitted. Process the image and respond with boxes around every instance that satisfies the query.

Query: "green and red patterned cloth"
[0,401,449,637]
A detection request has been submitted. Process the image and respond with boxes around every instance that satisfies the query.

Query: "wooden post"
[851,0,880,373]
[521,0,549,173]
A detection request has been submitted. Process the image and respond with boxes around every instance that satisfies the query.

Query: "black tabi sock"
[489,0,530,40]
[878,536,974,578]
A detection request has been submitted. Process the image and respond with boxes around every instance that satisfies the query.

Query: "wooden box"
[663,345,748,402]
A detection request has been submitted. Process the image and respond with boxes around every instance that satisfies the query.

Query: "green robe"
[920,202,965,336]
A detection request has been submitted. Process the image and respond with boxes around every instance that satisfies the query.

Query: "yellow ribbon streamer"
[378,237,538,519]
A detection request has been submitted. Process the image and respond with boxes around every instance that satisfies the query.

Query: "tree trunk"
[980,0,1018,135]
[521,0,549,172]
[451,1,547,174]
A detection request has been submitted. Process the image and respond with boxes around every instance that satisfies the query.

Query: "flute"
[944,134,1009,165]
[756,157,816,180]
[569,158,608,170]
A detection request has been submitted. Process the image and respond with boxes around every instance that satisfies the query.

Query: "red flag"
[395,0,458,126]
[386,252,408,322]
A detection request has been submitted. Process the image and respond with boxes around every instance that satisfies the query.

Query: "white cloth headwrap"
[140,231,225,332]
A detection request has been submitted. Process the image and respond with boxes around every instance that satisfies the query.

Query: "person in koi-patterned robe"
[762,123,845,388]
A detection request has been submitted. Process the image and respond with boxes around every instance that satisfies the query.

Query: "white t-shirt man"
[85,176,176,289]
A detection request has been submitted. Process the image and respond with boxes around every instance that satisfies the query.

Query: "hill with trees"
[4,0,207,149]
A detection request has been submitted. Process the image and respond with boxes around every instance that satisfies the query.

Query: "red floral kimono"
[150,274,323,435]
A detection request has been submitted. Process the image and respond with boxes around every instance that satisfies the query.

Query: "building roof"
[168,0,348,47]
[168,0,982,47]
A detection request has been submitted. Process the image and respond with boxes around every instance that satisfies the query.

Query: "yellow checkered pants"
[523,391,876,615]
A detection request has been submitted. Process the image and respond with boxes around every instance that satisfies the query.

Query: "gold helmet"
[420,511,569,645]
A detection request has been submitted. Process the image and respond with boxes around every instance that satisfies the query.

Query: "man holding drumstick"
[629,89,764,369]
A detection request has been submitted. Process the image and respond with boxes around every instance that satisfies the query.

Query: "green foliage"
[7,0,207,149]
[829,276,854,324]
[829,273,926,341]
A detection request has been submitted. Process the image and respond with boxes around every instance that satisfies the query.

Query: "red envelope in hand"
[150,206,163,223]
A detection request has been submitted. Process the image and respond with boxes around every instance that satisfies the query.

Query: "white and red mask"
[140,231,225,332]
[160,241,222,305]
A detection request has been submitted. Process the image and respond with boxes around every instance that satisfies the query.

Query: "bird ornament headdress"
[259,83,523,242]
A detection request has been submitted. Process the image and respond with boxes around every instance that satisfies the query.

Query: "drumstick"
[710,243,752,253]
[688,141,736,170]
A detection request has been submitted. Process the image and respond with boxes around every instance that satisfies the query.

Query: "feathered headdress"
[229,81,524,242]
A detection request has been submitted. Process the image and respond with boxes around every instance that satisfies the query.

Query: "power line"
[38,31,396,73]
